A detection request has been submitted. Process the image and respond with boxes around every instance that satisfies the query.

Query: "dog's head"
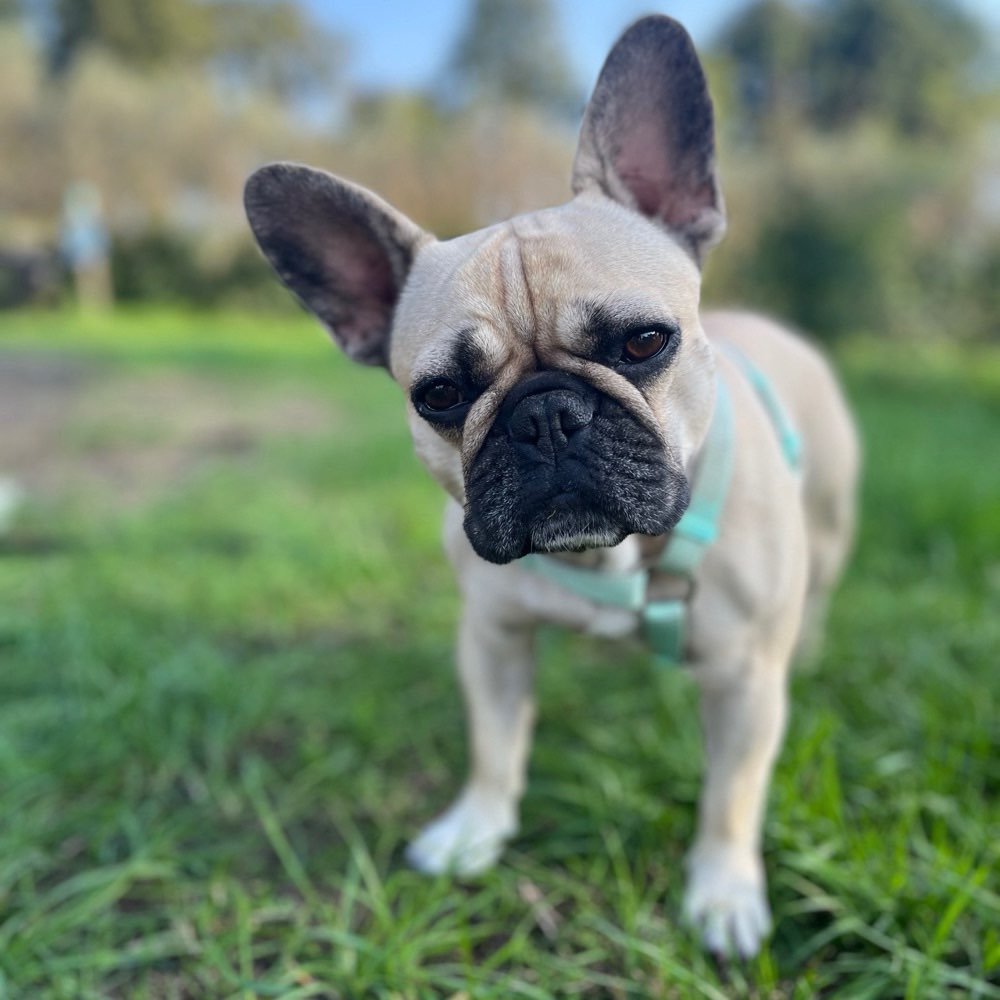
[245,16,725,564]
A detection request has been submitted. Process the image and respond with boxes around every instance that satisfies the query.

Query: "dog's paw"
[682,847,771,959]
[406,790,516,877]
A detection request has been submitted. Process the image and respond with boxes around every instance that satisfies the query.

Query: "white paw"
[406,790,516,877]
[682,846,772,958]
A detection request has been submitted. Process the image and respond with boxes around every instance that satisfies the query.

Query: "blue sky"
[308,0,1000,94]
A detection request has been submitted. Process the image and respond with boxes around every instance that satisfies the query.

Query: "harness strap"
[643,374,734,661]
[722,342,802,470]
[520,552,646,611]
[521,376,734,661]
[654,375,734,578]
[519,343,799,665]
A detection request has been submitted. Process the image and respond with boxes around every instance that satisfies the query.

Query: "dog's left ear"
[572,15,725,265]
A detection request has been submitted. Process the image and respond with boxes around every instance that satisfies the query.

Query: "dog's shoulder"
[702,310,853,450]
[701,310,829,377]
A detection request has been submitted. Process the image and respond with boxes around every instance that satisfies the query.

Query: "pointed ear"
[244,163,429,367]
[572,15,725,265]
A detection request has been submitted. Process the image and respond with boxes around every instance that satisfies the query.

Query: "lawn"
[0,309,997,998]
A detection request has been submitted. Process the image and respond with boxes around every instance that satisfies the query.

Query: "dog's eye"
[620,329,668,363]
[417,379,465,412]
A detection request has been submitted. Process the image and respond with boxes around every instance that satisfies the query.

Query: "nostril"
[558,405,590,437]
[509,390,594,449]
[510,407,542,444]
[551,392,594,442]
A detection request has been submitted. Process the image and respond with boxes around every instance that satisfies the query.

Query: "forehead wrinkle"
[460,356,531,470]
[495,229,536,343]
[467,325,509,376]
[444,225,536,350]
[511,216,575,350]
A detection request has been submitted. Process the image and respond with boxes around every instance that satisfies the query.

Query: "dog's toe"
[682,848,771,958]
[406,790,516,877]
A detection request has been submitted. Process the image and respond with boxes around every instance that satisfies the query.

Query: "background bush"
[110,230,295,312]
[0,0,997,341]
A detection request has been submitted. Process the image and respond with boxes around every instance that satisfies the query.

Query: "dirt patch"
[0,350,336,510]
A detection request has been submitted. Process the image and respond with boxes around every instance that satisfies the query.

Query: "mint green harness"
[521,345,801,664]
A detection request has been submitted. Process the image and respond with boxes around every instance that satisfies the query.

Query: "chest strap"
[520,345,800,664]
[521,375,733,662]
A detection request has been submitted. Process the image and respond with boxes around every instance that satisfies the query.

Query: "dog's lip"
[525,510,631,551]
[525,534,628,556]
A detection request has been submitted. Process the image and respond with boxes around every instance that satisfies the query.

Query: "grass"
[0,308,997,998]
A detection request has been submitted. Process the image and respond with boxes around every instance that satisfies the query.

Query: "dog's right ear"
[572,16,725,265]
[244,163,429,367]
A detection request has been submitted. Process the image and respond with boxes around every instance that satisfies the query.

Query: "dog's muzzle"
[463,371,689,564]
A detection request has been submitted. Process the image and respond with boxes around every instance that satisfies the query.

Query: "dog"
[243,15,859,958]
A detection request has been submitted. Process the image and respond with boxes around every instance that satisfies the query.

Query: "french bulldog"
[244,15,859,958]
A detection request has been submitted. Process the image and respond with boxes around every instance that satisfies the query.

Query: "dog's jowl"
[245,15,859,958]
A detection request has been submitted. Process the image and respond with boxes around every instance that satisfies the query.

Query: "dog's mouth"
[526,510,631,556]
[462,372,689,564]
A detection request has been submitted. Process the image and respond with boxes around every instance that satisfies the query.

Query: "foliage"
[809,0,982,138]
[42,0,211,75]
[110,229,294,312]
[442,0,581,118]
[1,0,997,346]
[0,24,337,252]
[207,0,345,102]
[720,0,985,140]
[0,18,575,300]
[719,0,813,135]
[340,93,576,238]
[30,0,344,99]
[705,128,1000,342]
[0,312,996,996]
[707,0,1000,343]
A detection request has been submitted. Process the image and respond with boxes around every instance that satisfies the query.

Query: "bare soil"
[0,350,334,510]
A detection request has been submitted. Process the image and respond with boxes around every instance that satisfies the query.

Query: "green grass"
[0,309,997,998]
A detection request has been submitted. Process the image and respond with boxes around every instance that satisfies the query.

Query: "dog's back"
[703,310,860,643]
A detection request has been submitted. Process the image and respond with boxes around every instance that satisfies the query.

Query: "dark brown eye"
[419,380,464,411]
[621,329,668,363]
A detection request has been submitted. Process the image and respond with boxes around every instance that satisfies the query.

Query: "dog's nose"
[509,390,594,454]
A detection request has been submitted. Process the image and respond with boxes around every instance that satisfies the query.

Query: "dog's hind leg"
[406,610,536,876]
[796,453,860,664]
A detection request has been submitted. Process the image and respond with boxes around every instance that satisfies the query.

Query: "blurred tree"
[42,0,212,75]
[34,0,343,101]
[206,0,344,103]
[719,0,984,140]
[443,0,580,118]
[809,0,982,138]
[719,0,811,137]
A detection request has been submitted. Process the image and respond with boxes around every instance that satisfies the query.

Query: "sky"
[308,0,1000,95]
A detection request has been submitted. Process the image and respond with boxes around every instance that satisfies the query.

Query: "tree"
[809,0,982,138]
[718,0,811,135]
[443,0,580,118]
[34,0,344,102]
[718,0,986,140]
[206,0,345,103]
[42,0,212,76]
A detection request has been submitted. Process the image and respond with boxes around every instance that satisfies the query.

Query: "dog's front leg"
[683,656,789,958]
[406,608,535,876]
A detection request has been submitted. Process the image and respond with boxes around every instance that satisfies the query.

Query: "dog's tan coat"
[244,15,859,957]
